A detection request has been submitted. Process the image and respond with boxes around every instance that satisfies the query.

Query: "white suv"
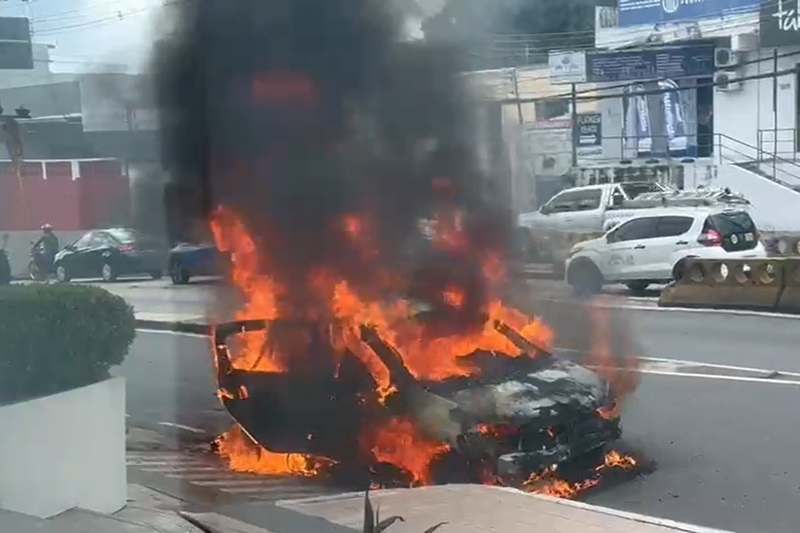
[564,208,767,295]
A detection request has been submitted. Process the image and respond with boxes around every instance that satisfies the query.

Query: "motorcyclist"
[32,223,59,274]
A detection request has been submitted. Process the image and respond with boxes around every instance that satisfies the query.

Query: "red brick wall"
[0,160,130,231]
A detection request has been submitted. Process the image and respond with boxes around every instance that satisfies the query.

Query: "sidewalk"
[277,484,734,533]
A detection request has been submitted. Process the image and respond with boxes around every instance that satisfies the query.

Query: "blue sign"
[618,0,759,27]
[585,45,714,83]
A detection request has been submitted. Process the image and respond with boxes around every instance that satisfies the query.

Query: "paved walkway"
[277,484,733,533]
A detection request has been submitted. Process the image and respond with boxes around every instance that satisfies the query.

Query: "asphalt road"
[120,310,800,532]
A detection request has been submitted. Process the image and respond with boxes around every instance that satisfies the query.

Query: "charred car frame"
[213,315,621,485]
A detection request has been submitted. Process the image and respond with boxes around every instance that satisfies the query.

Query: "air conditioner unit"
[715,48,739,68]
[714,70,742,91]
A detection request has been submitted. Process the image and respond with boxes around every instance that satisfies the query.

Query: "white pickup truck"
[516,182,752,264]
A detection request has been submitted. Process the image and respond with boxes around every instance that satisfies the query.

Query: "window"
[705,211,756,237]
[608,217,659,242]
[544,189,602,213]
[656,216,693,237]
[620,182,665,199]
[107,229,138,243]
[73,232,93,248]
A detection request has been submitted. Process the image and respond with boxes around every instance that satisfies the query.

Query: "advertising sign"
[524,120,573,178]
[618,0,759,28]
[586,45,714,83]
[760,0,800,47]
[623,84,652,154]
[548,51,587,85]
[659,79,688,152]
[576,113,603,159]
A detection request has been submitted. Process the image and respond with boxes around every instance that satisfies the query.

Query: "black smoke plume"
[155,0,509,318]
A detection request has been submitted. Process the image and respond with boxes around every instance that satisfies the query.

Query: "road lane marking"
[158,421,208,434]
[135,328,209,338]
[643,357,800,378]
[637,369,800,386]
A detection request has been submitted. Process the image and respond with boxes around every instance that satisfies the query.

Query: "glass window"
[107,228,138,243]
[656,216,694,237]
[620,181,665,199]
[73,232,94,248]
[705,211,756,237]
[545,189,602,213]
[608,217,659,242]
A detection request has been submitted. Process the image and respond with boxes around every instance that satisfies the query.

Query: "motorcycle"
[28,242,53,282]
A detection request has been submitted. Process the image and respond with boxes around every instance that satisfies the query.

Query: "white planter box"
[0,377,127,518]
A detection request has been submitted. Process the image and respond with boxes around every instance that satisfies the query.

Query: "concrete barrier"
[776,259,800,313]
[0,377,127,518]
[659,258,784,310]
[762,232,800,257]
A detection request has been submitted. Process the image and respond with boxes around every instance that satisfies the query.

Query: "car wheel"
[149,270,163,280]
[170,263,190,285]
[101,262,118,282]
[625,281,649,294]
[568,260,603,296]
[55,264,70,283]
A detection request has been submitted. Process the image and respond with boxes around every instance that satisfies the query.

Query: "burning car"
[212,310,622,487]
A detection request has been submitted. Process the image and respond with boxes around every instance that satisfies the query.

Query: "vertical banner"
[659,79,688,153]
[623,84,652,154]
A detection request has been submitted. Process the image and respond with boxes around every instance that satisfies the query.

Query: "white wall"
[0,378,127,518]
[715,46,800,160]
[686,163,800,232]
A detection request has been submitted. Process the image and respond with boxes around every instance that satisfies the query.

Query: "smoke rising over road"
[155,0,509,316]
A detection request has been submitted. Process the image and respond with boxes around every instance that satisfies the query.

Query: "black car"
[54,228,169,283]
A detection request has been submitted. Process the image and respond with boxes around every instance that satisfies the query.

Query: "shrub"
[0,284,136,404]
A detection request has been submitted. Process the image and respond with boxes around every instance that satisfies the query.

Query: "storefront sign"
[523,121,573,178]
[548,51,587,85]
[617,0,759,28]
[760,0,800,47]
[586,45,714,83]
[576,113,603,159]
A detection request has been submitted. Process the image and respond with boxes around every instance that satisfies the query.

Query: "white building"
[587,0,800,232]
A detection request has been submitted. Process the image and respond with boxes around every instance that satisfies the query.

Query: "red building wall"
[0,159,130,231]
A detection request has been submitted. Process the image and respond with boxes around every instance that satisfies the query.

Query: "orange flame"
[366,417,451,485]
[215,424,332,476]
[209,206,557,481]
[522,450,638,499]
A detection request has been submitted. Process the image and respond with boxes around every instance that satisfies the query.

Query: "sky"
[1,0,163,73]
[0,0,447,74]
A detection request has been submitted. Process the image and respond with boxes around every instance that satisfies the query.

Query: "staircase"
[705,134,800,232]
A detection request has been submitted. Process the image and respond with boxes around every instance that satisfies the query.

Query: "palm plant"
[362,487,447,533]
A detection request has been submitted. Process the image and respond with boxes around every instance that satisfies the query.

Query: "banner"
[585,45,715,83]
[659,79,688,152]
[623,84,652,154]
[618,0,759,27]
[760,0,800,47]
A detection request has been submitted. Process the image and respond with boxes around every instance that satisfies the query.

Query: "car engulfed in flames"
[212,314,622,489]
[205,205,638,496]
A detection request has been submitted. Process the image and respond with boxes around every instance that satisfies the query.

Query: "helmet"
[41,223,52,232]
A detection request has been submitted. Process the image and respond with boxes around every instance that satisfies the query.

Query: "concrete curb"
[488,486,734,533]
[135,319,211,335]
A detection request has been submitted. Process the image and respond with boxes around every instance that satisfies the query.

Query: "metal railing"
[715,133,800,192]
[757,128,797,161]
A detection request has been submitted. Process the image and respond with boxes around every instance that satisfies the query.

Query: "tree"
[422,0,595,69]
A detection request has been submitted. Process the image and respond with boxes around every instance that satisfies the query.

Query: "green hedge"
[0,284,136,404]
